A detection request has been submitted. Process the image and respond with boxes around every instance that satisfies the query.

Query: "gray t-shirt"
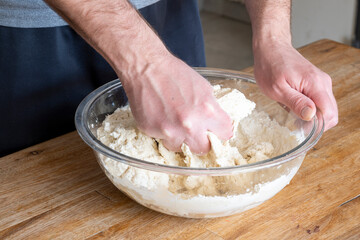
[0,0,159,28]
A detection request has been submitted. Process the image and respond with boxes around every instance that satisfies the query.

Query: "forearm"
[44,0,235,153]
[44,0,169,86]
[245,0,292,48]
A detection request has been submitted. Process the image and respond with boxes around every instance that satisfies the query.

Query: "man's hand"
[253,41,338,130]
[123,55,233,154]
[245,0,338,131]
[45,0,233,154]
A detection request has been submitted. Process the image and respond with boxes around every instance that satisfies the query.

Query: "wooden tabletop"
[1,39,359,239]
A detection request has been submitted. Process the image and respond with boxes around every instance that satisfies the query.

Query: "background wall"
[199,0,357,48]
[291,0,357,47]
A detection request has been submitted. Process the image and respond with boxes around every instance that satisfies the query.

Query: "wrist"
[113,41,175,96]
[252,26,293,60]
[245,0,292,51]
[112,38,172,91]
[253,28,292,48]
[111,33,171,81]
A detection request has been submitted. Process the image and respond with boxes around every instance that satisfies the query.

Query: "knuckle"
[328,112,339,126]
[178,112,193,130]
[182,119,193,131]
[331,117,339,127]
[326,118,338,130]
[324,76,333,88]
[177,110,191,123]
[314,72,332,86]
[311,72,332,89]
[306,69,319,78]
[203,101,216,115]
[303,71,318,82]
[159,122,173,136]
[161,128,172,138]
[323,108,338,127]
[324,105,337,117]
[324,74,332,82]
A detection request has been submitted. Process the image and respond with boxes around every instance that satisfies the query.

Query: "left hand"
[252,41,338,131]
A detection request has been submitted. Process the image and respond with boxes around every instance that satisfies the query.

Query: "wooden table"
[1,39,359,239]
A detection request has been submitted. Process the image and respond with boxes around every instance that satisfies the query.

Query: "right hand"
[121,55,233,154]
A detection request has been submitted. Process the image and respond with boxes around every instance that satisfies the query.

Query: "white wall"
[291,0,357,47]
[199,0,357,48]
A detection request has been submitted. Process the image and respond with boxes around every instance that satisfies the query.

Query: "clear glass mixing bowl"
[75,68,324,218]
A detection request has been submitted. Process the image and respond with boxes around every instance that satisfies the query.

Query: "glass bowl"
[75,68,324,218]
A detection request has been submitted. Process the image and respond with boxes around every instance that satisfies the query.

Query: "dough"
[96,85,299,196]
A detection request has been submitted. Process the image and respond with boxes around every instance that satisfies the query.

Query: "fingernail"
[301,106,314,120]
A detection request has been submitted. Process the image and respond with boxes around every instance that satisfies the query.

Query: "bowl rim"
[75,68,324,175]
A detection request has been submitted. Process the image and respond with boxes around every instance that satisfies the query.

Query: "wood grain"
[0,39,359,239]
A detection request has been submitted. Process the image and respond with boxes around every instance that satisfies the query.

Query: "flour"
[96,85,303,217]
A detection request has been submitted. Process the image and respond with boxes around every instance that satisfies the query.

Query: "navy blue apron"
[0,0,206,157]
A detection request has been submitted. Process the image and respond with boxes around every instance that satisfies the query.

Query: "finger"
[202,101,233,140]
[162,135,185,152]
[307,89,338,131]
[279,86,317,121]
[207,109,233,141]
[304,73,338,131]
[184,130,211,155]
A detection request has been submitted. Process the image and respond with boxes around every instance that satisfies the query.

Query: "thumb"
[279,86,316,121]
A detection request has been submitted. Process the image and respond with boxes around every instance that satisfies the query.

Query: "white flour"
[97,85,303,217]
